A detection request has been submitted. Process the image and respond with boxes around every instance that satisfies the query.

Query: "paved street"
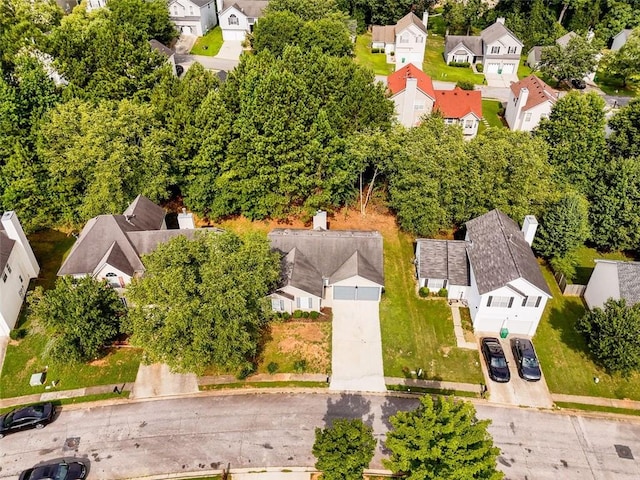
[2,393,640,479]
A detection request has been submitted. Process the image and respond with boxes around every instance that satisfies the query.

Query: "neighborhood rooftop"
[416,239,470,286]
[220,0,269,17]
[510,75,559,111]
[434,88,482,119]
[465,209,551,296]
[445,36,483,57]
[387,63,435,97]
[618,262,640,305]
[0,220,16,273]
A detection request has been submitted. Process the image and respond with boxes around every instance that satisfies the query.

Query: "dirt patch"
[275,323,325,343]
[88,358,109,367]
[8,339,20,346]
[266,321,331,373]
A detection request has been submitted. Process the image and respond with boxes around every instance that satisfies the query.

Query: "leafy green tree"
[127,232,281,374]
[589,156,640,251]
[252,10,304,55]
[313,419,376,480]
[608,98,640,158]
[442,0,466,35]
[601,27,640,87]
[540,35,600,84]
[534,192,590,259]
[536,91,606,195]
[266,0,342,20]
[597,1,640,42]
[300,16,354,57]
[576,298,640,375]
[384,395,503,480]
[107,0,177,44]
[29,276,126,363]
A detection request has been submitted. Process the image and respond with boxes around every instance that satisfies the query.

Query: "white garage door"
[502,63,515,74]
[334,286,380,301]
[506,320,535,336]
[474,316,504,333]
[222,29,247,41]
[486,63,500,73]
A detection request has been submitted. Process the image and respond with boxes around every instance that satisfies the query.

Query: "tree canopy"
[384,395,503,480]
[534,192,590,259]
[107,0,177,45]
[608,98,640,158]
[28,276,126,363]
[540,35,600,84]
[601,27,640,87]
[126,231,281,374]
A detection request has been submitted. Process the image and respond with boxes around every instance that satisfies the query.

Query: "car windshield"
[3,412,14,427]
[522,356,539,368]
[491,357,507,368]
[55,464,69,480]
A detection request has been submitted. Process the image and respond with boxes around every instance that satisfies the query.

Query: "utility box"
[499,328,509,339]
[30,372,46,386]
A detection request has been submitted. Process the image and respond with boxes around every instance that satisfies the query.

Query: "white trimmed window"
[491,46,500,54]
[296,297,313,309]
[400,35,409,44]
[229,14,239,25]
[1,272,6,283]
[464,119,474,128]
[507,46,517,54]
[6,263,11,274]
[522,296,541,307]
[271,299,285,311]
[487,296,513,308]
[414,103,425,110]
[524,112,532,122]
[427,279,446,289]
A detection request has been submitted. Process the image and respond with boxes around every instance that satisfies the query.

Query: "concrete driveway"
[478,335,553,408]
[484,73,518,88]
[216,40,243,61]
[330,301,386,392]
[131,363,199,399]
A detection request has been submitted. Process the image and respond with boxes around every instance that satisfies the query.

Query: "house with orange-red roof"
[504,75,560,132]
[387,64,483,138]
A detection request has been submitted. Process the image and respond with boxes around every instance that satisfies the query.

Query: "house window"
[173,6,178,15]
[296,297,313,309]
[522,296,542,307]
[464,119,474,129]
[229,14,239,25]
[271,298,285,311]
[414,103,425,110]
[524,112,532,122]
[105,272,120,287]
[486,296,513,308]
[189,6,193,15]
[1,272,6,283]
[6,264,11,274]
[19,285,25,297]
[507,46,517,54]
[491,46,500,54]
[19,275,23,283]
[427,279,446,290]
[445,118,455,125]
[400,35,409,44]
[416,36,424,43]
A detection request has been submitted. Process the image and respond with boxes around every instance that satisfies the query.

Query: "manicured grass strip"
[517,56,533,80]
[379,229,483,384]
[555,402,640,417]
[190,27,224,56]
[534,264,640,400]
[387,384,480,398]
[0,392,128,415]
[479,99,505,134]
[354,33,394,76]
[423,35,485,85]
[594,70,639,97]
[200,381,329,390]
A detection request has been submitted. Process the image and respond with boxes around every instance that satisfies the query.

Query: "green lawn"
[190,27,224,56]
[354,33,393,75]
[571,246,636,284]
[28,229,76,291]
[423,35,485,85]
[478,99,505,134]
[534,265,640,400]
[517,56,533,79]
[594,70,639,97]
[379,229,483,384]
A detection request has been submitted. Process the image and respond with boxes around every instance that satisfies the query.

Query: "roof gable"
[220,0,268,18]
[510,75,558,111]
[122,195,165,231]
[445,35,483,56]
[395,12,426,34]
[481,21,523,47]
[281,248,324,297]
[465,209,551,296]
[92,242,135,277]
[617,262,640,306]
[330,251,384,286]
[372,25,395,44]
[387,64,435,98]
[433,87,482,119]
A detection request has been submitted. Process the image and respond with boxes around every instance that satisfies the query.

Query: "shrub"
[237,363,255,380]
[418,287,430,297]
[389,51,395,56]
[448,61,470,68]
[282,312,291,320]
[310,310,320,320]
[438,288,448,298]
[476,63,484,72]
[456,80,475,90]
[293,309,303,318]
[9,327,27,341]
[267,361,279,374]
[550,253,578,283]
[302,311,310,318]
[371,47,380,53]
[294,359,307,373]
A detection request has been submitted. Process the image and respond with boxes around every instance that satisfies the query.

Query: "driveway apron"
[131,363,199,399]
[329,301,386,392]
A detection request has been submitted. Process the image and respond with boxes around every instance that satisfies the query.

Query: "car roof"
[516,338,535,351]
[14,404,48,420]
[483,338,505,355]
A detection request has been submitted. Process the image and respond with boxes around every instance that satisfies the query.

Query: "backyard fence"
[554,271,586,297]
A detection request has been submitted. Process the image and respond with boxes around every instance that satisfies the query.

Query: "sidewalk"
[449,306,477,349]
[552,393,640,410]
[0,383,129,409]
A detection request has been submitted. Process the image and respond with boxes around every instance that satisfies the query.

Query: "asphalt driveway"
[478,335,553,408]
[330,300,386,392]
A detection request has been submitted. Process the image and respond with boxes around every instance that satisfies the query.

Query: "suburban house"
[216,0,269,41]
[0,211,40,337]
[149,40,178,76]
[85,0,106,12]
[371,12,428,70]
[387,64,482,137]
[526,31,577,68]
[444,18,523,75]
[169,0,218,36]
[611,28,633,51]
[416,209,552,336]
[58,196,219,290]
[268,212,384,313]
[584,260,640,310]
[504,74,559,132]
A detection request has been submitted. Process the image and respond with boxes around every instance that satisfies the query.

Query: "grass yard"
[517,57,533,80]
[379,229,482,384]
[479,99,505,134]
[534,265,640,400]
[354,33,393,76]
[423,35,485,85]
[571,246,636,284]
[28,229,76,291]
[594,70,639,97]
[190,27,224,56]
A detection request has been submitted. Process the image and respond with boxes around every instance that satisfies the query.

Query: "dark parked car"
[571,78,586,89]
[0,402,55,438]
[176,64,184,76]
[481,337,510,383]
[19,460,87,480]
[511,337,542,381]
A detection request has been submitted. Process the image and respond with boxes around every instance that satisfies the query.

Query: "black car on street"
[511,337,542,381]
[0,402,55,438]
[19,460,87,480]
[481,337,510,382]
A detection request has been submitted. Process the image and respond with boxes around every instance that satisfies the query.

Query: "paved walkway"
[330,301,386,392]
[0,383,129,409]
[198,373,328,386]
[131,363,199,399]
[450,306,477,349]
[552,393,640,410]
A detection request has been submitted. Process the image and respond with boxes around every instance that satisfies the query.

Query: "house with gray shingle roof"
[58,195,221,289]
[416,209,551,336]
[371,12,428,70]
[268,214,384,313]
[169,0,218,36]
[584,260,640,310]
[216,0,269,41]
[611,28,633,51]
[0,211,40,337]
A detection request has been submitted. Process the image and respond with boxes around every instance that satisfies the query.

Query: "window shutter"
[522,297,528,307]
[508,297,514,308]
[487,296,492,307]
[535,296,541,307]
